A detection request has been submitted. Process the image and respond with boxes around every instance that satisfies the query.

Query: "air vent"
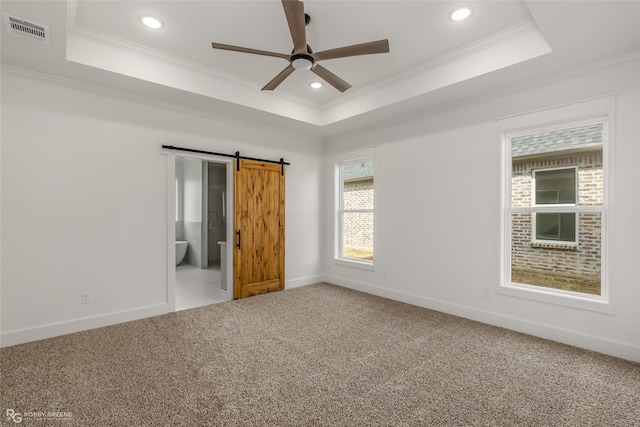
[2,12,50,43]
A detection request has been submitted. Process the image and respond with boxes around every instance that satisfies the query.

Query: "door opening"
[171,154,234,311]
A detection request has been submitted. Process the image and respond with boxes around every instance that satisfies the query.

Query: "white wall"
[323,58,640,362]
[0,69,323,346]
[181,157,204,268]
[182,158,202,223]
[207,163,227,263]
[2,58,638,363]
[175,157,184,241]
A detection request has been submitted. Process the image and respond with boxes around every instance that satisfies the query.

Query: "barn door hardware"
[161,145,290,171]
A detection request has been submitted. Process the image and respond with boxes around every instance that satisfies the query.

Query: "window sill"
[498,282,613,314]
[531,241,578,250]
[334,258,375,271]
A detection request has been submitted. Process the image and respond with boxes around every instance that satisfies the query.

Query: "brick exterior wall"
[511,151,603,279]
[343,179,374,249]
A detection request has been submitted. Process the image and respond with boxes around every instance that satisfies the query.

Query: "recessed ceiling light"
[310,82,323,89]
[451,8,472,21]
[141,16,163,29]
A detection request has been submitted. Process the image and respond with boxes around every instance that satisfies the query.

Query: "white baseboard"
[0,304,171,348]
[324,275,640,363]
[1,275,324,347]
[6,276,636,363]
[286,275,324,289]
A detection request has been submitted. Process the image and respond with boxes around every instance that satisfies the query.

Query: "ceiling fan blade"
[262,64,295,91]
[282,0,307,54]
[313,39,390,62]
[212,43,289,60]
[311,63,352,92]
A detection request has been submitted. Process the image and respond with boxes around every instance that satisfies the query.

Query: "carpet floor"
[1,283,639,426]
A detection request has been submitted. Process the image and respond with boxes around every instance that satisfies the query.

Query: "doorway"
[166,150,286,310]
[172,155,233,310]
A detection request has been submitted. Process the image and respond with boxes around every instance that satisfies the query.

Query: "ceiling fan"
[211,0,390,92]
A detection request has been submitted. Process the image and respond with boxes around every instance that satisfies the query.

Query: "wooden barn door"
[234,159,285,299]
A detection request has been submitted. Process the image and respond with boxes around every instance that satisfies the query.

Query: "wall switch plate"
[482,288,490,299]
[81,292,91,304]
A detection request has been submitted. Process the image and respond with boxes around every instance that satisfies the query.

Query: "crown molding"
[326,51,637,142]
[321,20,545,111]
[63,1,551,127]
[67,24,320,112]
[0,64,323,140]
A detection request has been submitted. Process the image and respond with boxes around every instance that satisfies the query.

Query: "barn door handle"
[236,230,241,249]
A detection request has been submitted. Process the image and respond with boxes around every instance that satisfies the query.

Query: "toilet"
[175,241,187,265]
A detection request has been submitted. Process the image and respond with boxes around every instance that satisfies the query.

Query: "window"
[335,151,375,268]
[504,119,607,304]
[533,167,577,243]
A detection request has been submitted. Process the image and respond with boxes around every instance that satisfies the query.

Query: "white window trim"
[333,147,376,271]
[531,166,579,245]
[497,95,615,314]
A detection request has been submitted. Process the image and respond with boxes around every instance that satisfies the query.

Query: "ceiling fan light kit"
[211,0,389,92]
[291,55,313,70]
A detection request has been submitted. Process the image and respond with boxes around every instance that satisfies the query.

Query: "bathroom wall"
[175,158,184,241]
[207,163,226,263]
[182,157,204,268]
[176,157,214,268]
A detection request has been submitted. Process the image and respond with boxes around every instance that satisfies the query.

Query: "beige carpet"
[1,283,639,426]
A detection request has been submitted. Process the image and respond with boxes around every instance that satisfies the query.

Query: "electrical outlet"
[81,292,91,304]
[482,288,490,299]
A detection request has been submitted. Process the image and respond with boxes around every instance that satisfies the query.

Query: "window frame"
[531,166,579,245]
[498,96,614,314]
[333,148,376,271]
